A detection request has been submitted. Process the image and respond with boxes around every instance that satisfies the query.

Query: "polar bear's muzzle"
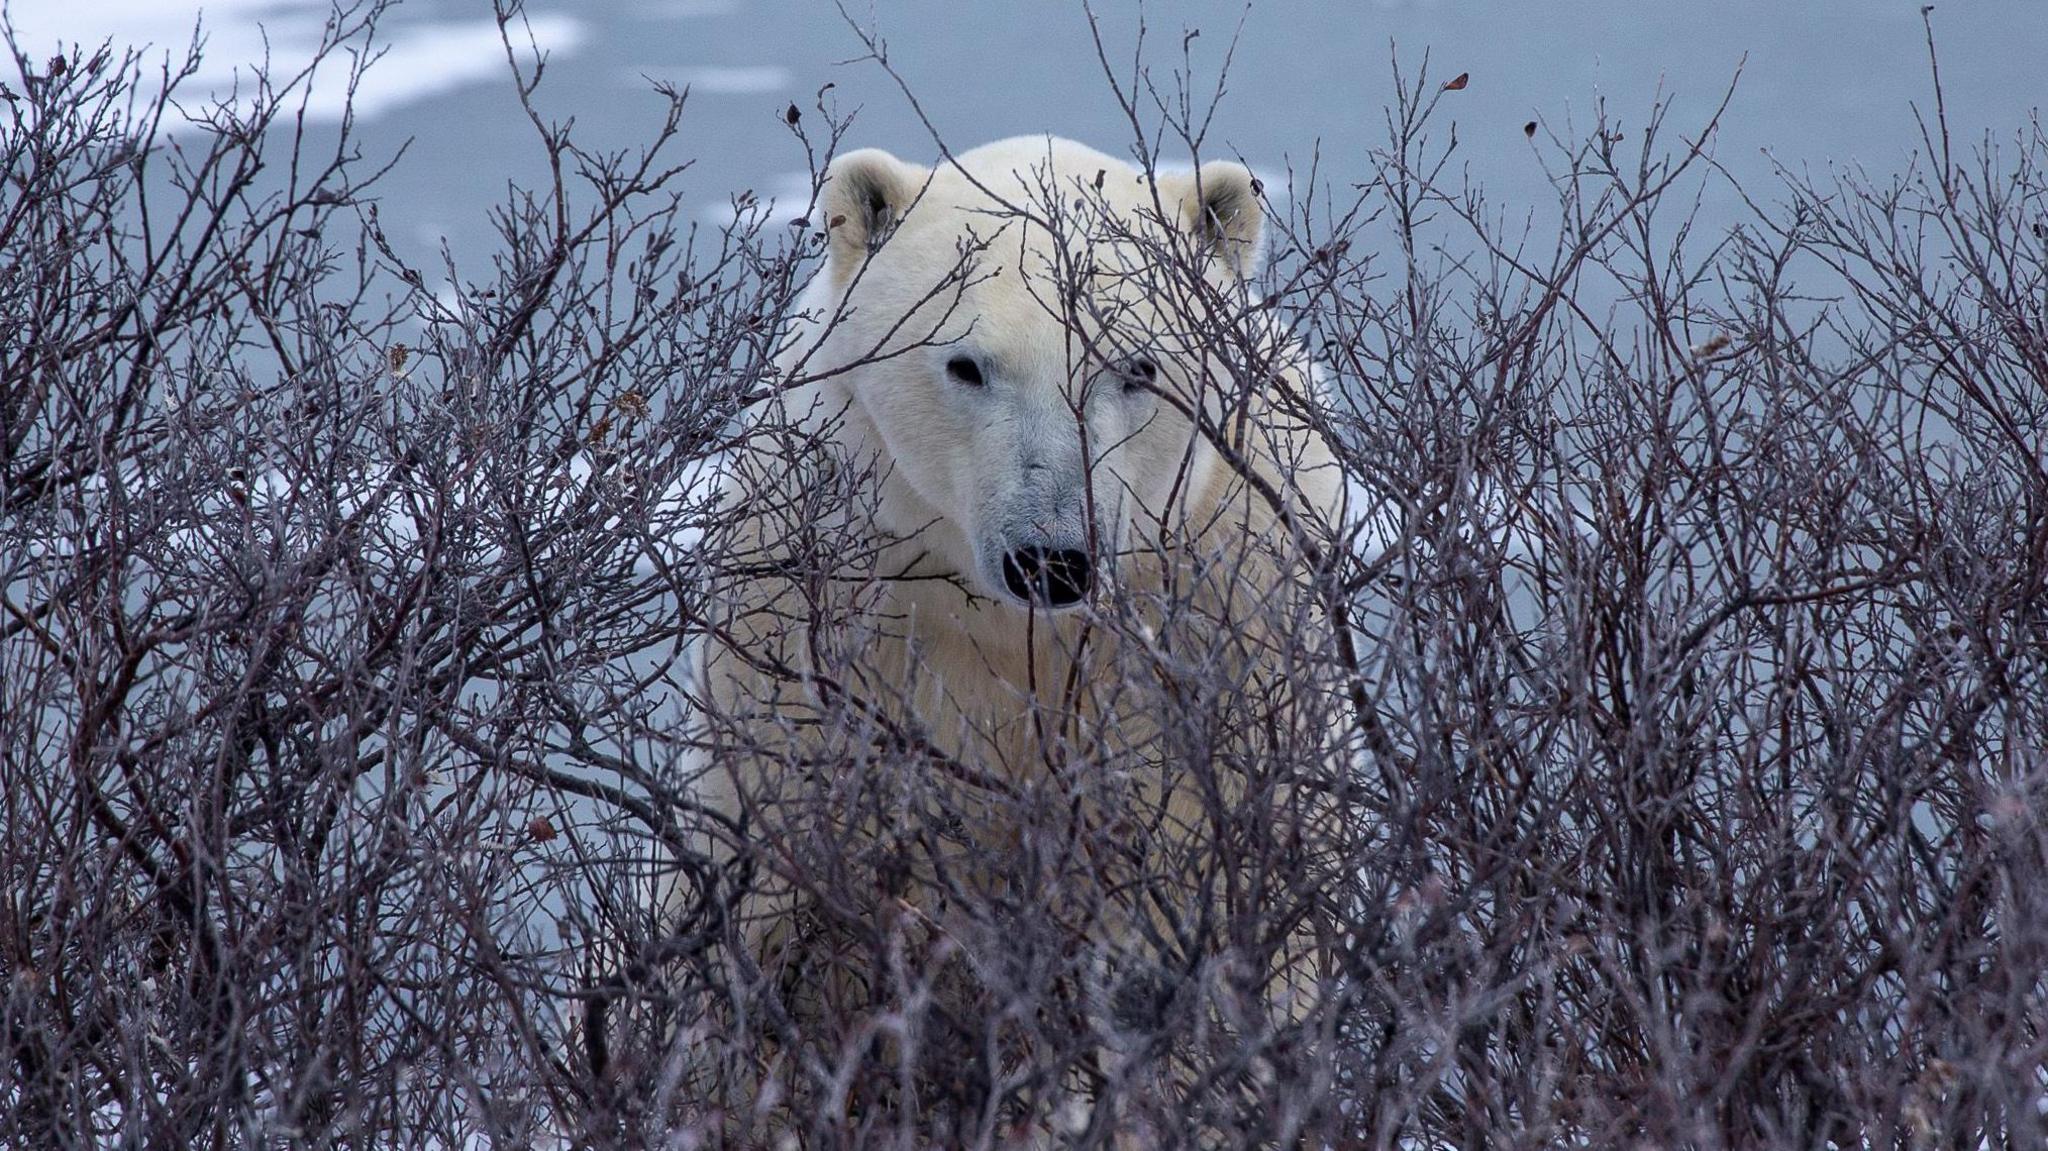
[981,491,1118,610]
[971,422,1122,610]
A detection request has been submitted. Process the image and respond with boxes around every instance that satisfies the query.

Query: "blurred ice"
[633,0,741,16]
[630,63,789,95]
[2,0,583,121]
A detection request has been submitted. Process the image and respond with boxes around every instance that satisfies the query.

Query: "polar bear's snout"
[970,396,1123,609]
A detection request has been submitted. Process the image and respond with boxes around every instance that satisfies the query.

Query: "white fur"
[703,136,1340,768]
[691,133,1346,1139]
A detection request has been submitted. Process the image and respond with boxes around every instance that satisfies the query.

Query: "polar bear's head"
[789,136,1269,612]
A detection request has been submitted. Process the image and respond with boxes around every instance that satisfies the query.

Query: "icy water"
[12,0,2047,274]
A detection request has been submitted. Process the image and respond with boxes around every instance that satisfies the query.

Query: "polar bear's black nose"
[1001,547,1092,606]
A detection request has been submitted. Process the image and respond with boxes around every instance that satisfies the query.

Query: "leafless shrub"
[0,2,820,1143]
[2,3,2042,1148]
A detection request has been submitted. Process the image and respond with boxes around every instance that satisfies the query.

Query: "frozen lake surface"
[12,0,2046,276]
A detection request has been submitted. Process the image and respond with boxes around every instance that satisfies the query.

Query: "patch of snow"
[633,0,742,17]
[629,63,789,95]
[312,15,585,122]
[2,0,584,122]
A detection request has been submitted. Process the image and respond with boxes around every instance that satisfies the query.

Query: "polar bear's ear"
[1162,160,1265,278]
[820,148,927,273]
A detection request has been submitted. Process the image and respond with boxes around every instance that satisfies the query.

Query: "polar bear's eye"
[1120,356,1159,392]
[945,356,985,387]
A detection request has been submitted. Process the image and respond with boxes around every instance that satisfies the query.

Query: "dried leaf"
[1442,72,1469,92]
[1524,121,1538,138]
[528,817,557,842]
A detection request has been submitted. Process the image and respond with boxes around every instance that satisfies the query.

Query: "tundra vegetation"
[2,2,2043,1147]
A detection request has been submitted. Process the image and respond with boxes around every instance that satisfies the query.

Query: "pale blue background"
[19,1,2047,275]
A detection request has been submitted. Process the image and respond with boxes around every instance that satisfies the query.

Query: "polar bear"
[696,135,1348,1138]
